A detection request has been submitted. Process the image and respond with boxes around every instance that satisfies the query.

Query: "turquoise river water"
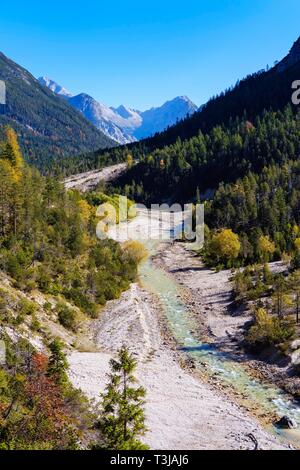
[140,241,300,448]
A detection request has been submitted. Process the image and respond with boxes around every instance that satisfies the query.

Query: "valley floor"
[154,243,300,401]
[64,163,127,192]
[68,281,285,450]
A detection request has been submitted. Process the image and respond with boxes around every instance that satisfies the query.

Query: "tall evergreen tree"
[97,346,148,450]
[47,339,68,387]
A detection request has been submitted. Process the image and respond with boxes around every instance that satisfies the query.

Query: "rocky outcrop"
[275,416,297,429]
[276,37,300,72]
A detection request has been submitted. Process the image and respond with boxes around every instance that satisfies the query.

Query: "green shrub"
[233,266,270,303]
[57,303,77,331]
[14,313,25,325]
[63,288,98,317]
[0,289,8,313]
[30,314,41,332]
[23,279,37,292]
[18,298,37,316]
[43,301,52,311]
[36,265,53,293]
[245,308,294,350]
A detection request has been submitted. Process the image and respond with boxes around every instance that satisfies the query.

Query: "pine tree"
[47,339,68,387]
[2,127,23,176]
[272,276,290,319]
[97,346,148,450]
[0,160,14,237]
[289,271,300,324]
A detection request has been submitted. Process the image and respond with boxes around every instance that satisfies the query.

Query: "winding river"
[140,240,300,448]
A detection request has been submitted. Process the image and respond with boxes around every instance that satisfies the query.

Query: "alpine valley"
[1,25,300,454]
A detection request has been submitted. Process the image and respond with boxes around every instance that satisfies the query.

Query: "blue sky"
[0,0,300,110]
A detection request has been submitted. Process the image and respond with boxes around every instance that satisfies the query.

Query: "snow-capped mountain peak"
[112,104,133,119]
[39,77,198,144]
[68,93,136,145]
[134,96,198,140]
[38,76,72,98]
[111,105,143,130]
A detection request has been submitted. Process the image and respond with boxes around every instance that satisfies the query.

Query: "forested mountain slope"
[39,75,198,145]
[138,36,300,150]
[58,36,300,178]
[0,127,142,449]
[0,52,115,169]
[112,106,300,203]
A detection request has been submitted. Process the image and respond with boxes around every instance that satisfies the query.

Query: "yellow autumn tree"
[79,199,92,225]
[0,127,23,182]
[126,154,133,169]
[258,235,275,262]
[293,225,300,237]
[78,199,93,247]
[210,229,241,265]
[4,127,23,170]
[0,128,24,235]
[96,202,118,238]
[294,238,300,252]
[246,308,293,347]
[122,240,148,265]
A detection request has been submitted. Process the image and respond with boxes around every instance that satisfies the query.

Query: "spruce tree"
[2,127,23,176]
[98,346,148,450]
[47,339,68,387]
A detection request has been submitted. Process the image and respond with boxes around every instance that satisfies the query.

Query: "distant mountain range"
[38,76,73,98]
[67,94,140,145]
[0,53,114,168]
[92,35,300,206]
[38,76,198,144]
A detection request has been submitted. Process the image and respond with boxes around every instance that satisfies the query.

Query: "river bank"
[152,242,300,428]
[68,282,285,450]
[67,208,299,449]
[64,163,127,192]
